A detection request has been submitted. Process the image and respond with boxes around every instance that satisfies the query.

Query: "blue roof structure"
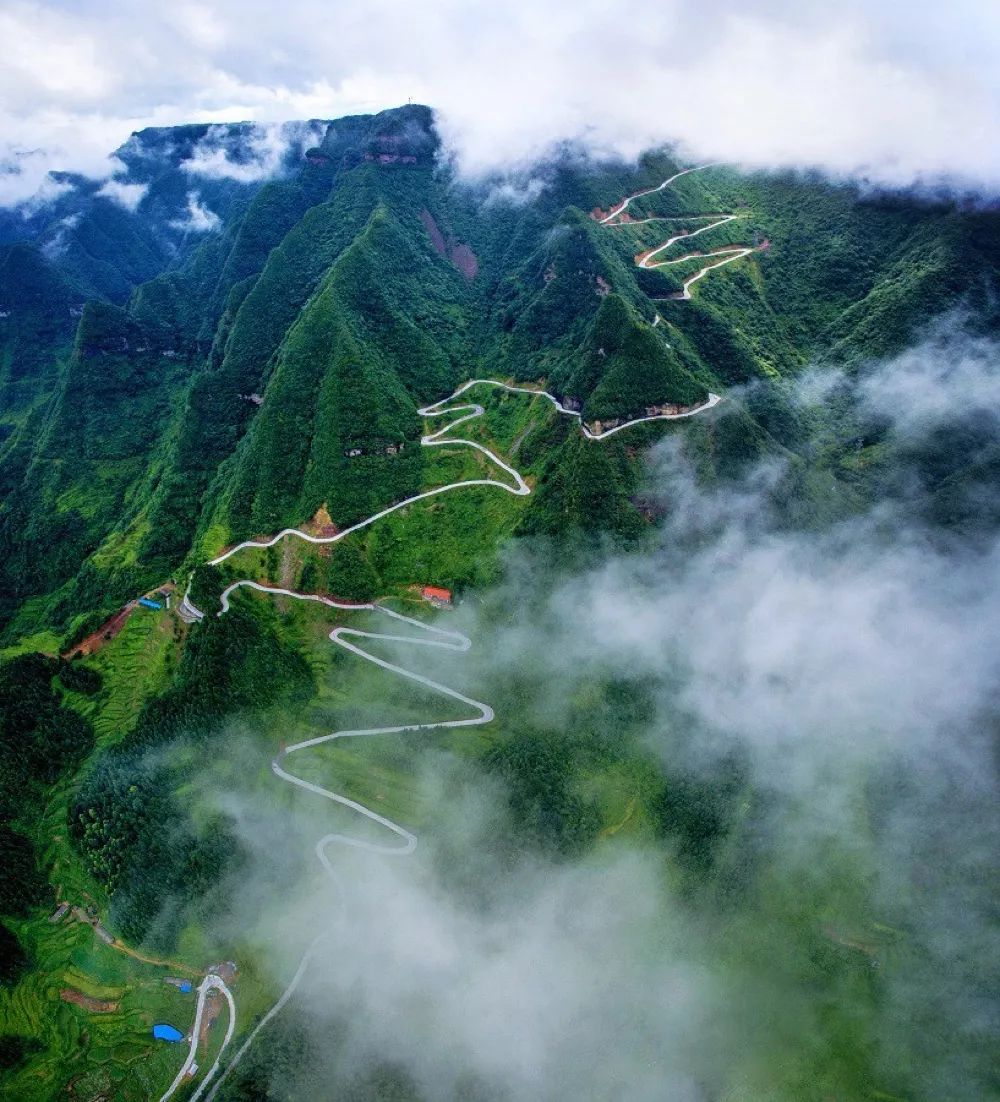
[153,1023,184,1043]
[179,982,192,993]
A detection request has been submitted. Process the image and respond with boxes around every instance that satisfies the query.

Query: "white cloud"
[181,120,326,183]
[96,177,149,211]
[0,0,997,206]
[481,175,547,208]
[860,325,1000,434]
[0,150,74,209]
[170,190,220,232]
[40,212,80,260]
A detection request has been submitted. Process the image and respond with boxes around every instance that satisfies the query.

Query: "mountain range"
[1,104,998,1102]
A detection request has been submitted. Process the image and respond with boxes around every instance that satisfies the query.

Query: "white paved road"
[600,162,758,303]
[206,380,720,568]
[598,164,719,223]
[159,974,235,1102]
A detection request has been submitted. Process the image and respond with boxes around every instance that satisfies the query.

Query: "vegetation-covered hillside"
[1,104,998,1102]
[4,107,998,643]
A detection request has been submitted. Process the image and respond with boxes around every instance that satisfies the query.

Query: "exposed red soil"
[199,991,222,1047]
[64,603,137,658]
[305,504,338,539]
[304,505,338,557]
[419,209,478,279]
[449,242,479,280]
[419,208,448,257]
[60,989,118,1013]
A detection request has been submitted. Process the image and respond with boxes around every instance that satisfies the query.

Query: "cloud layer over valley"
[196,328,999,1100]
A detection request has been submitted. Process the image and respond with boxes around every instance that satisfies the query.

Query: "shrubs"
[0,828,45,917]
[57,660,103,696]
[0,1034,42,1074]
[0,655,94,819]
[485,730,601,857]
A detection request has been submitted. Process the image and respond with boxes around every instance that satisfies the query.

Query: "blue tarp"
[179,982,192,993]
[153,1023,184,1043]
[138,597,162,610]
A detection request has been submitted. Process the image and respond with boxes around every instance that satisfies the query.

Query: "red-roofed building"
[421,585,452,607]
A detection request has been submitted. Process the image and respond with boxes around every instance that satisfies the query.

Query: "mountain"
[0,105,998,1102]
[3,105,997,643]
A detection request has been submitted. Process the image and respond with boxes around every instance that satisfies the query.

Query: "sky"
[2,0,1000,205]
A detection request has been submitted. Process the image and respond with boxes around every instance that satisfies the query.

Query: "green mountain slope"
[0,105,998,1102]
[2,122,998,639]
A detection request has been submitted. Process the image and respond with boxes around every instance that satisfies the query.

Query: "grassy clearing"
[0,909,202,1101]
[0,606,201,1100]
[0,629,62,659]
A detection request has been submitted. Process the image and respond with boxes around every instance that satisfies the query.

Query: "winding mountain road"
[179,378,721,1099]
[598,164,718,224]
[169,166,734,1099]
[208,380,720,567]
[600,162,758,301]
[159,974,235,1102]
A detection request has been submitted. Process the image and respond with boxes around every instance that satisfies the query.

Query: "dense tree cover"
[652,755,749,879]
[572,293,707,419]
[0,826,47,916]
[0,654,94,924]
[298,539,380,601]
[485,729,601,857]
[212,211,435,540]
[0,110,438,637]
[127,599,313,748]
[71,598,311,944]
[517,429,645,541]
[0,924,29,987]
[0,654,94,820]
[0,1033,42,1073]
[72,752,240,946]
[0,245,79,403]
[57,658,103,695]
[213,1012,320,1101]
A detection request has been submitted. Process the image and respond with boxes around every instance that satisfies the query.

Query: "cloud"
[95,178,149,211]
[181,120,326,183]
[480,175,547,208]
[0,0,998,203]
[0,148,75,209]
[170,190,221,232]
[859,324,1000,434]
[40,212,80,260]
[186,328,999,1099]
[291,849,717,1101]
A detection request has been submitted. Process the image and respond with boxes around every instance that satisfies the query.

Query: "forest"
[0,101,997,1100]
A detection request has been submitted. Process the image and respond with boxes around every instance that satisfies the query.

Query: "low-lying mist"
[202,327,1000,1101]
